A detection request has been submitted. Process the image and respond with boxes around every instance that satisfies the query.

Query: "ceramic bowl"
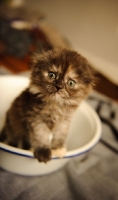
[0,76,102,176]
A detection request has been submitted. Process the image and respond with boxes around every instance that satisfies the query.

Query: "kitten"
[0,48,95,162]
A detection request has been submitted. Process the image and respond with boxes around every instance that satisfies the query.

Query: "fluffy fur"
[0,48,95,162]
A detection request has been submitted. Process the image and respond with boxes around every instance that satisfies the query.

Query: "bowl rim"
[0,76,102,159]
[0,103,102,159]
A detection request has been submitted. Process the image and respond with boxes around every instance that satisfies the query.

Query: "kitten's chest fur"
[16,89,72,132]
[33,100,71,131]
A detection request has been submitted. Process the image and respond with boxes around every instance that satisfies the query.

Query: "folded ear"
[36,42,54,54]
[82,62,96,86]
[29,44,54,69]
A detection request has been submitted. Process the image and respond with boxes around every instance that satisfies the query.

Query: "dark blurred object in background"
[0,16,32,58]
[0,6,117,101]
[0,15,53,72]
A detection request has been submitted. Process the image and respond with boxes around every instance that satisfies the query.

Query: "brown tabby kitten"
[0,48,95,162]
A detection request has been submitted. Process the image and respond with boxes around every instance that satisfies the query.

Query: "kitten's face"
[30,48,95,106]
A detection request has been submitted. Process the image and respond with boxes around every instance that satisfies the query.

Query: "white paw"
[51,147,67,158]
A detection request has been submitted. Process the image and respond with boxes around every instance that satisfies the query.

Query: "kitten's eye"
[67,79,76,87]
[48,72,56,79]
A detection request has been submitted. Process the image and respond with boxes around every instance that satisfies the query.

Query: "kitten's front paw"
[34,147,51,163]
[51,147,67,158]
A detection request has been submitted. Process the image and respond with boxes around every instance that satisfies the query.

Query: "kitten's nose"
[55,84,63,91]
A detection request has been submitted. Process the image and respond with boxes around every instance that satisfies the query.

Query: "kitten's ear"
[36,43,54,54]
[29,53,39,70]
[34,43,54,56]
[78,55,97,87]
[83,62,97,87]
[29,45,54,69]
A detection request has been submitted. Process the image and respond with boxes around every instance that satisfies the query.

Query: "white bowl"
[0,76,102,176]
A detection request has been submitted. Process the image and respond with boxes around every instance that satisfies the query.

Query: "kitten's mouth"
[55,90,69,100]
[48,89,63,98]
[46,86,60,95]
[46,85,69,100]
[55,88,64,95]
[50,90,61,96]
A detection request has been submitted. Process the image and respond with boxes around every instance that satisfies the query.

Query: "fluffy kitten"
[0,48,95,162]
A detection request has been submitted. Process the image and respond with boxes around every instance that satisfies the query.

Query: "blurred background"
[0,0,118,101]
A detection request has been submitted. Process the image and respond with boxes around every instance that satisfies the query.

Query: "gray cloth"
[0,74,118,200]
[0,150,118,200]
